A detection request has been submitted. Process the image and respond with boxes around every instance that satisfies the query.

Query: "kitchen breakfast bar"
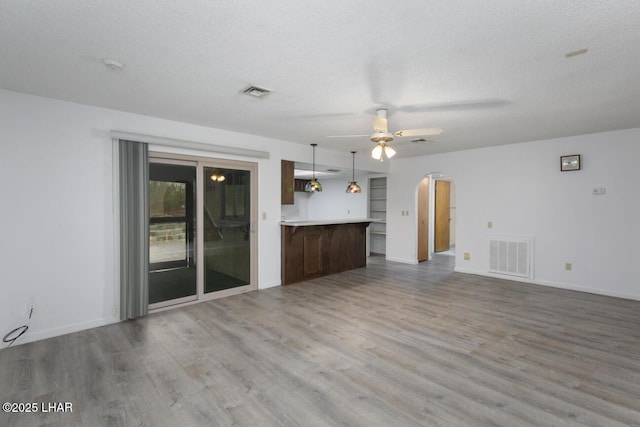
[281,219,373,285]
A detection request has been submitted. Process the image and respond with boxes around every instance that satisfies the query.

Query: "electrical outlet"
[592,187,606,196]
[565,262,572,271]
[464,252,470,260]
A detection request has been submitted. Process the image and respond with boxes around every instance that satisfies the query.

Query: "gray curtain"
[118,140,149,320]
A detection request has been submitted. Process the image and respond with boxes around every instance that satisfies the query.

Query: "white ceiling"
[2,1,639,158]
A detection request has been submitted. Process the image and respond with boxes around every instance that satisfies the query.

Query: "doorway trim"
[415,172,456,262]
[417,177,429,262]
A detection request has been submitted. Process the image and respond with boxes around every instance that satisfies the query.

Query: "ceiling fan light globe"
[371,144,383,160]
[384,145,396,159]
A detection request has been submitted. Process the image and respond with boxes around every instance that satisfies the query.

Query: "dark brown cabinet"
[302,233,323,276]
[281,221,371,285]
[294,179,309,192]
[281,160,295,205]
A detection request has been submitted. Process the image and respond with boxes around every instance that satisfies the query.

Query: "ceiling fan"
[329,109,443,161]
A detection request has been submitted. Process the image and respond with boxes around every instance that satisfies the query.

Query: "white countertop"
[280,218,375,226]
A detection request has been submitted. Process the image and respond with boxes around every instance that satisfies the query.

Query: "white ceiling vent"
[241,85,272,98]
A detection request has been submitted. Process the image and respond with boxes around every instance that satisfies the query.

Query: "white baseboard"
[3,279,282,349]
[259,280,281,290]
[6,316,119,348]
[533,278,640,301]
[9,268,635,350]
[454,267,640,301]
[385,256,419,265]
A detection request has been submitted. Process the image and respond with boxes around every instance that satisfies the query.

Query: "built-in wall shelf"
[368,177,387,255]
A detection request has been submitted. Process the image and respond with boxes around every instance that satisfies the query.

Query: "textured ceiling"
[1,1,639,158]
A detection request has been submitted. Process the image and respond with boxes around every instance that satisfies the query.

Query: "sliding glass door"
[148,161,197,307]
[149,154,257,309]
[203,167,251,294]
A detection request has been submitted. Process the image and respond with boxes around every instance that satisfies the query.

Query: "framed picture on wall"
[560,154,581,171]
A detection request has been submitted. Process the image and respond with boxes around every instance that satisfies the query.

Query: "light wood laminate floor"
[1,255,639,426]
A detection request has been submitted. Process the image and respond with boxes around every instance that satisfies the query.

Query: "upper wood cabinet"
[281,160,295,205]
[294,179,309,192]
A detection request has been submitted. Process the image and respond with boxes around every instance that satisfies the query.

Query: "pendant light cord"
[311,143,317,180]
[351,151,356,181]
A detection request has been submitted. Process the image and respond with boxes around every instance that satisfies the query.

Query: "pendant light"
[209,171,226,182]
[346,151,362,193]
[305,143,322,192]
[371,142,396,161]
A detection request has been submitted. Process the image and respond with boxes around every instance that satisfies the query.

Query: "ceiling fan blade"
[394,128,443,137]
[392,138,433,148]
[397,99,508,113]
[327,134,369,138]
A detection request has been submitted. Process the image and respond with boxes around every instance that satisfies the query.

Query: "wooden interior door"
[434,180,451,252]
[417,177,429,261]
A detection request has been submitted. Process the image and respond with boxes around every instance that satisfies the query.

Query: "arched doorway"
[417,173,456,261]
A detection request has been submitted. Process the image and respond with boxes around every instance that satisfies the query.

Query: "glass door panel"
[203,167,251,293]
[149,162,197,306]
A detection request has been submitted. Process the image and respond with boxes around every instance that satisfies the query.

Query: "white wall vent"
[489,235,534,279]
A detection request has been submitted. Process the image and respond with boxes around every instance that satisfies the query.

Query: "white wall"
[387,128,640,300]
[281,192,311,220]
[307,175,369,220]
[0,89,387,347]
[449,181,456,245]
[281,175,369,221]
[282,176,368,221]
